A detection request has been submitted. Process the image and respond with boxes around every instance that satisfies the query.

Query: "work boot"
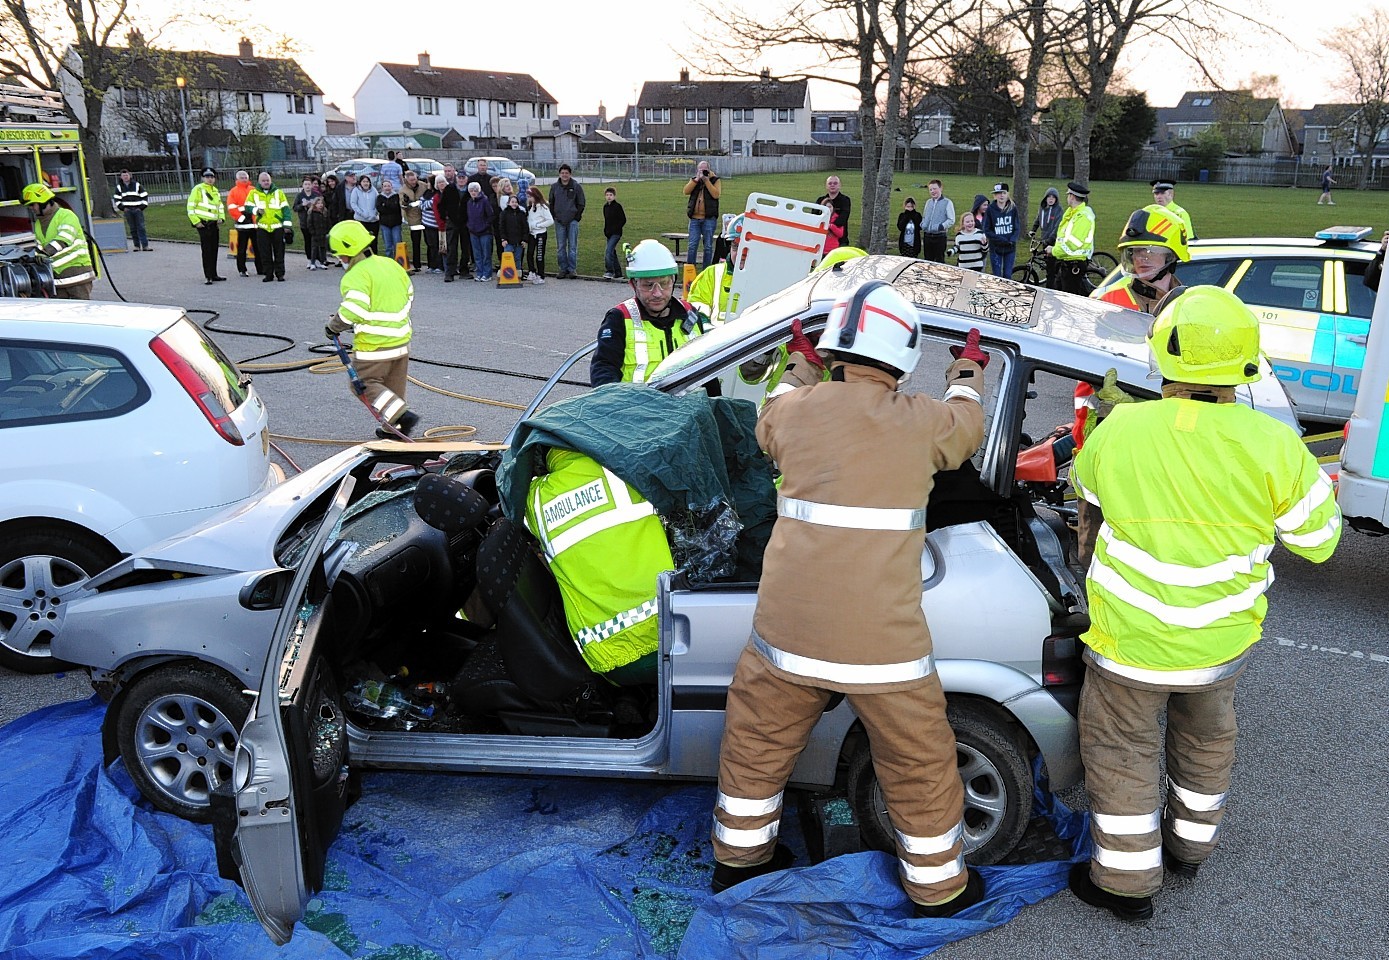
[913,868,986,919]
[1163,846,1200,879]
[1067,863,1154,922]
[397,410,420,437]
[710,845,794,893]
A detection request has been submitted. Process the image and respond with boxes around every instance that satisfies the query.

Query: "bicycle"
[1011,234,1118,290]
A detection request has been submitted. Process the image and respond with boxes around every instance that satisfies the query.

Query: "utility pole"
[176,76,192,190]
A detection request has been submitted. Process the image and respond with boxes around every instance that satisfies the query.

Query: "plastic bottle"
[344,679,434,721]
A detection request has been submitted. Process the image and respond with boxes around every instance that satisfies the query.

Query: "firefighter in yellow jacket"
[1068,286,1341,921]
[325,221,419,439]
[710,279,991,917]
[23,183,95,298]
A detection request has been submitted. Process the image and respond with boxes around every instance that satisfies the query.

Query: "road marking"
[1268,636,1389,667]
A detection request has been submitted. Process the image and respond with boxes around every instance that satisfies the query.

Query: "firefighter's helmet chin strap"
[1131,261,1178,302]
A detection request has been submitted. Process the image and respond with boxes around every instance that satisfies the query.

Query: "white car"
[0,300,276,672]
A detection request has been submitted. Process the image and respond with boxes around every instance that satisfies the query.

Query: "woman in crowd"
[349,173,380,251]
[377,178,403,264]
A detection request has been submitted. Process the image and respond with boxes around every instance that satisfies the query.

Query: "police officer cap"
[201,167,217,178]
[1150,178,1175,191]
[1066,180,1090,199]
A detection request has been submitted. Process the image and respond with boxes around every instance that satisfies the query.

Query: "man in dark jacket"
[440,170,466,281]
[549,164,586,278]
[113,169,150,251]
[465,182,496,281]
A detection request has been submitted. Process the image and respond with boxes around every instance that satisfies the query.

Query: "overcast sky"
[227,0,1378,119]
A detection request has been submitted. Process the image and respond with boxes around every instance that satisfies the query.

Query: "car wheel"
[115,664,251,822]
[0,528,119,674]
[847,700,1033,866]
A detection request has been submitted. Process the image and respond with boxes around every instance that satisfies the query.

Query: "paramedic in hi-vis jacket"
[710,279,991,918]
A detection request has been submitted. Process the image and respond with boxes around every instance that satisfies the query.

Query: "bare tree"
[1326,9,1389,189]
[895,63,939,173]
[1036,97,1084,177]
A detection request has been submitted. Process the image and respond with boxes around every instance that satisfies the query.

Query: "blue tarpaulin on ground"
[0,698,1088,959]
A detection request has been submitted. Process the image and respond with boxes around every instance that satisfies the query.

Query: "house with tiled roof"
[1150,90,1292,157]
[354,53,557,145]
[636,69,811,153]
[60,35,326,161]
[1294,103,1389,165]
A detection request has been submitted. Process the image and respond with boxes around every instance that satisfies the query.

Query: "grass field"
[136,172,1389,272]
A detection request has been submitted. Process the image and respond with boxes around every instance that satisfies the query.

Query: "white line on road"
[1269,636,1389,667]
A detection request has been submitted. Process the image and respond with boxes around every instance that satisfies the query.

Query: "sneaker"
[239,271,249,278]
[710,845,794,893]
[532,276,545,285]
[1067,863,1154,922]
[912,869,986,918]
[262,275,274,283]
[444,275,454,283]
[602,272,614,279]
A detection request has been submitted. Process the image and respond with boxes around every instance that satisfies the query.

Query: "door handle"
[1348,335,1368,345]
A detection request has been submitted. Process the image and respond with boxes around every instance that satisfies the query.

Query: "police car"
[1095,227,1381,424]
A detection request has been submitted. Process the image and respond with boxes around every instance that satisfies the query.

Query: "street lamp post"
[176,77,191,192]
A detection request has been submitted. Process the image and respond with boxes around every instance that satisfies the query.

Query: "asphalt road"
[3,241,1387,958]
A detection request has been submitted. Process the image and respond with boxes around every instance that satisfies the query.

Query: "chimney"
[760,67,771,82]
[238,37,253,59]
[126,28,146,50]
[679,68,690,83]
[418,51,431,69]
[598,102,607,123]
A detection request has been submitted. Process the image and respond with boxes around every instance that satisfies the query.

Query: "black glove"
[325,324,338,341]
[284,227,295,244]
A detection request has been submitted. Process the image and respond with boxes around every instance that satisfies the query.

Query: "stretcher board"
[717,194,830,403]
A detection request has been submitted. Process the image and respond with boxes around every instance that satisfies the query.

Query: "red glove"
[788,318,825,373]
[949,327,989,368]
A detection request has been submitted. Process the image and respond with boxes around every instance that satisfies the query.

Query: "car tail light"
[1042,633,1082,687]
[150,335,245,445]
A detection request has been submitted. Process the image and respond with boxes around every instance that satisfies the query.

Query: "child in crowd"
[897,196,922,258]
[307,197,329,269]
[950,212,988,272]
[499,194,530,277]
[603,187,627,279]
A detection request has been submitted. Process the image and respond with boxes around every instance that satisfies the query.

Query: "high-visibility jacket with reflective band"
[337,255,413,359]
[1072,398,1341,677]
[523,448,674,673]
[616,297,696,383]
[227,181,255,227]
[688,262,735,324]
[752,360,985,693]
[113,180,148,211]
[249,187,291,230]
[35,209,93,287]
[1053,204,1095,261]
[187,182,223,225]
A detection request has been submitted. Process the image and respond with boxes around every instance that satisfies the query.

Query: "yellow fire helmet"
[1147,285,1262,386]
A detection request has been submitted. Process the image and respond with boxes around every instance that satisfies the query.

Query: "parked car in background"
[0,301,276,673]
[399,157,443,183]
[328,158,385,182]
[53,259,1300,945]
[1093,227,1381,424]
[463,156,536,186]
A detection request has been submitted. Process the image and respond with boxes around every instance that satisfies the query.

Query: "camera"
[0,245,57,298]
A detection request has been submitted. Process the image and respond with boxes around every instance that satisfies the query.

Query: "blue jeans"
[687,217,716,268]
[124,209,147,248]
[556,221,579,275]
[380,224,402,259]
[989,246,1017,278]
[604,234,622,275]
[470,233,493,279]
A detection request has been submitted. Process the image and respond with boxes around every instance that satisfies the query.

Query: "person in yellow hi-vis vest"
[23,183,96,298]
[523,448,673,685]
[324,221,419,440]
[590,240,703,386]
[1068,286,1341,922]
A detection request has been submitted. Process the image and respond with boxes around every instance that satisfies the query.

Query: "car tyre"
[115,664,251,822]
[847,700,1033,866]
[0,528,119,673]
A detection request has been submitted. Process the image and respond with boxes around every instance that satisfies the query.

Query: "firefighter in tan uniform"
[710,279,991,917]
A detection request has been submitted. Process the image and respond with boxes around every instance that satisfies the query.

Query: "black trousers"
[409,226,424,270]
[424,228,440,270]
[922,233,948,263]
[1057,259,1088,295]
[447,223,465,276]
[525,233,547,278]
[254,230,286,279]
[235,226,257,274]
[196,222,221,279]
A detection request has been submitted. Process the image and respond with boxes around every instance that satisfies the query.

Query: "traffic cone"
[394,240,409,271]
[683,261,697,297]
[497,249,523,289]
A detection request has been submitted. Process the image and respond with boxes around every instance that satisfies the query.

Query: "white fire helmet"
[821,279,921,376]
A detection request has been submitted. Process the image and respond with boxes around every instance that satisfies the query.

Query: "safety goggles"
[633,277,675,293]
